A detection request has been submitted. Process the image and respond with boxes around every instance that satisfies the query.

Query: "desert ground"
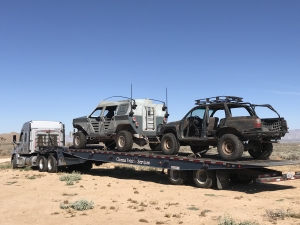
[1,142,300,225]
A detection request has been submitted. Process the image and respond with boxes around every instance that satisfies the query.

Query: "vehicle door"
[87,107,103,135]
[22,128,29,153]
[143,106,155,131]
[180,107,205,138]
[102,106,117,135]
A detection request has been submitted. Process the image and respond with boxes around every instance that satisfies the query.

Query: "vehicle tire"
[38,156,48,172]
[217,134,244,161]
[167,169,187,185]
[193,169,216,188]
[47,155,58,173]
[116,130,133,152]
[248,142,273,159]
[73,132,87,149]
[11,155,17,169]
[105,141,116,150]
[149,143,161,151]
[190,145,209,156]
[229,174,253,184]
[161,133,180,155]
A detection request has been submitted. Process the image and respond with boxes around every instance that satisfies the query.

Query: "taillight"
[254,118,261,128]
[163,117,167,123]
[135,121,139,127]
[132,117,136,122]
[132,117,138,127]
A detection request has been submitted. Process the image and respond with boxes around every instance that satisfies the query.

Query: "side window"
[211,109,225,119]
[190,108,205,118]
[90,108,103,118]
[104,106,117,119]
[24,133,27,143]
[230,107,251,117]
[117,104,129,115]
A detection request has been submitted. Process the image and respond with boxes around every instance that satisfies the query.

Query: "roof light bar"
[195,96,243,105]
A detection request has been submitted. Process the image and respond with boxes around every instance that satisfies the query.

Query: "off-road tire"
[105,141,116,150]
[161,133,180,155]
[248,142,273,159]
[193,169,216,188]
[47,155,58,173]
[73,132,87,149]
[116,130,133,152]
[38,156,48,172]
[190,145,209,156]
[167,169,187,185]
[217,134,244,161]
[11,155,17,169]
[149,143,161,151]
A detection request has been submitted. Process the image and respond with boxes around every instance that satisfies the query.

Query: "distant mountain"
[0,132,19,143]
[281,129,300,142]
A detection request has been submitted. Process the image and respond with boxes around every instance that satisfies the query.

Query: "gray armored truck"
[159,96,288,161]
[72,97,168,151]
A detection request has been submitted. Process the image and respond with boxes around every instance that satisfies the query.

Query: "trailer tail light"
[254,118,261,128]
[163,117,167,123]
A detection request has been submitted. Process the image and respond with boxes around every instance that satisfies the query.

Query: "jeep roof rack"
[195,96,243,105]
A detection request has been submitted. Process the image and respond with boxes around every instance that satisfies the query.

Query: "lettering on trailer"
[116,157,151,165]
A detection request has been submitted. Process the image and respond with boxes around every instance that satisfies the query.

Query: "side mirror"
[13,135,16,142]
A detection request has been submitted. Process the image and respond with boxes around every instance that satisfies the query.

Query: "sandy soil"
[1,161,300,225]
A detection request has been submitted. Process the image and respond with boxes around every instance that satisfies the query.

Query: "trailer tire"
[38,156,48,172]
[193,169,216,188]
[116,130,133,152]
[217,134,244,161]
[11,155,17,169]
[248,142,273,159]
[167,169,187,185]
[73,132,87,149]
[105,141,116,150]
[149,143,161,151]
[161,133,180,155]
[47,155,58,173]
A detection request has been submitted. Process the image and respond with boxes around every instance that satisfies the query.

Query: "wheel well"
[116,124,134,134]
[74,125,88,135]
[216,127,242,139]
[162,128,177,138]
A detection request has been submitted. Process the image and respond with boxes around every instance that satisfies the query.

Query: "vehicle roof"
[96,98,158,108]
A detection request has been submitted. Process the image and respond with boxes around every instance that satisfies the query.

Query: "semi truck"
[11,120,300,189]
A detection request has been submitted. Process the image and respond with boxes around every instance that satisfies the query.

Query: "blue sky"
[0,0,299,134]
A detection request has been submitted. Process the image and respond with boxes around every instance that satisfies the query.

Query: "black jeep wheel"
[217,134,244,161]
[190,145,209,156]
[116,130,133,152]
[47,155,58,173]
[149,143,161,151]
[73,132,87,149]
[105,141,116,149]
[248,141,273,159]
[161,133,180,155]
[167,169,187,185]
[193,169,216,188]
[38,156,48,172]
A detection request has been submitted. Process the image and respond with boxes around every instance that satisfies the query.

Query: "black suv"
[159,96,288,161]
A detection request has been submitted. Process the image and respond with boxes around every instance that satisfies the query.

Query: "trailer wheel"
[105,141,116,150]
[229,174,253,184]
[190,145,209,156]
[248,142,273,159]
[116,130,133,152]
[193,169,216,188]
[149,143,161,151]
[11,155,17,169]
[167,169,187,185]
[38,156,48,172]
[161,133,180,155]
[217,134,244,161]
[47,155,58,173]
[73,132,87,149]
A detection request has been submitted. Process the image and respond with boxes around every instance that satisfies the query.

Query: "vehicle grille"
[262,121,282,132]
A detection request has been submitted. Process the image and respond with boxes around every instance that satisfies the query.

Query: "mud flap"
[216,171,230,189]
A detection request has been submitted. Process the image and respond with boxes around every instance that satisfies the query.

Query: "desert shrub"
[265,209,287,220]
[59,172,81,182]
[0,163,11,170]
[218,215,259,225]
[60,199,94,211]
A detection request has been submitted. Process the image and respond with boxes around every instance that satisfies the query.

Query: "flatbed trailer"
[34,147,300,189]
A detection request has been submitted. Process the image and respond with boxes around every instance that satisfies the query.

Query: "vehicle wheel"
[167,169,187,185]
[217,134,244,161]
[105,141,116,149]
[73,132,87,149]
[248,141,273,159]
[149,143,161,151]
[116,130,133,152]
[193,169,216,188]
[190,145,209,156]
[161,133,180,155]
[229,174,253,184]
[11,155,17,169]
[38,156,48,172]
[47,155,58,173]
